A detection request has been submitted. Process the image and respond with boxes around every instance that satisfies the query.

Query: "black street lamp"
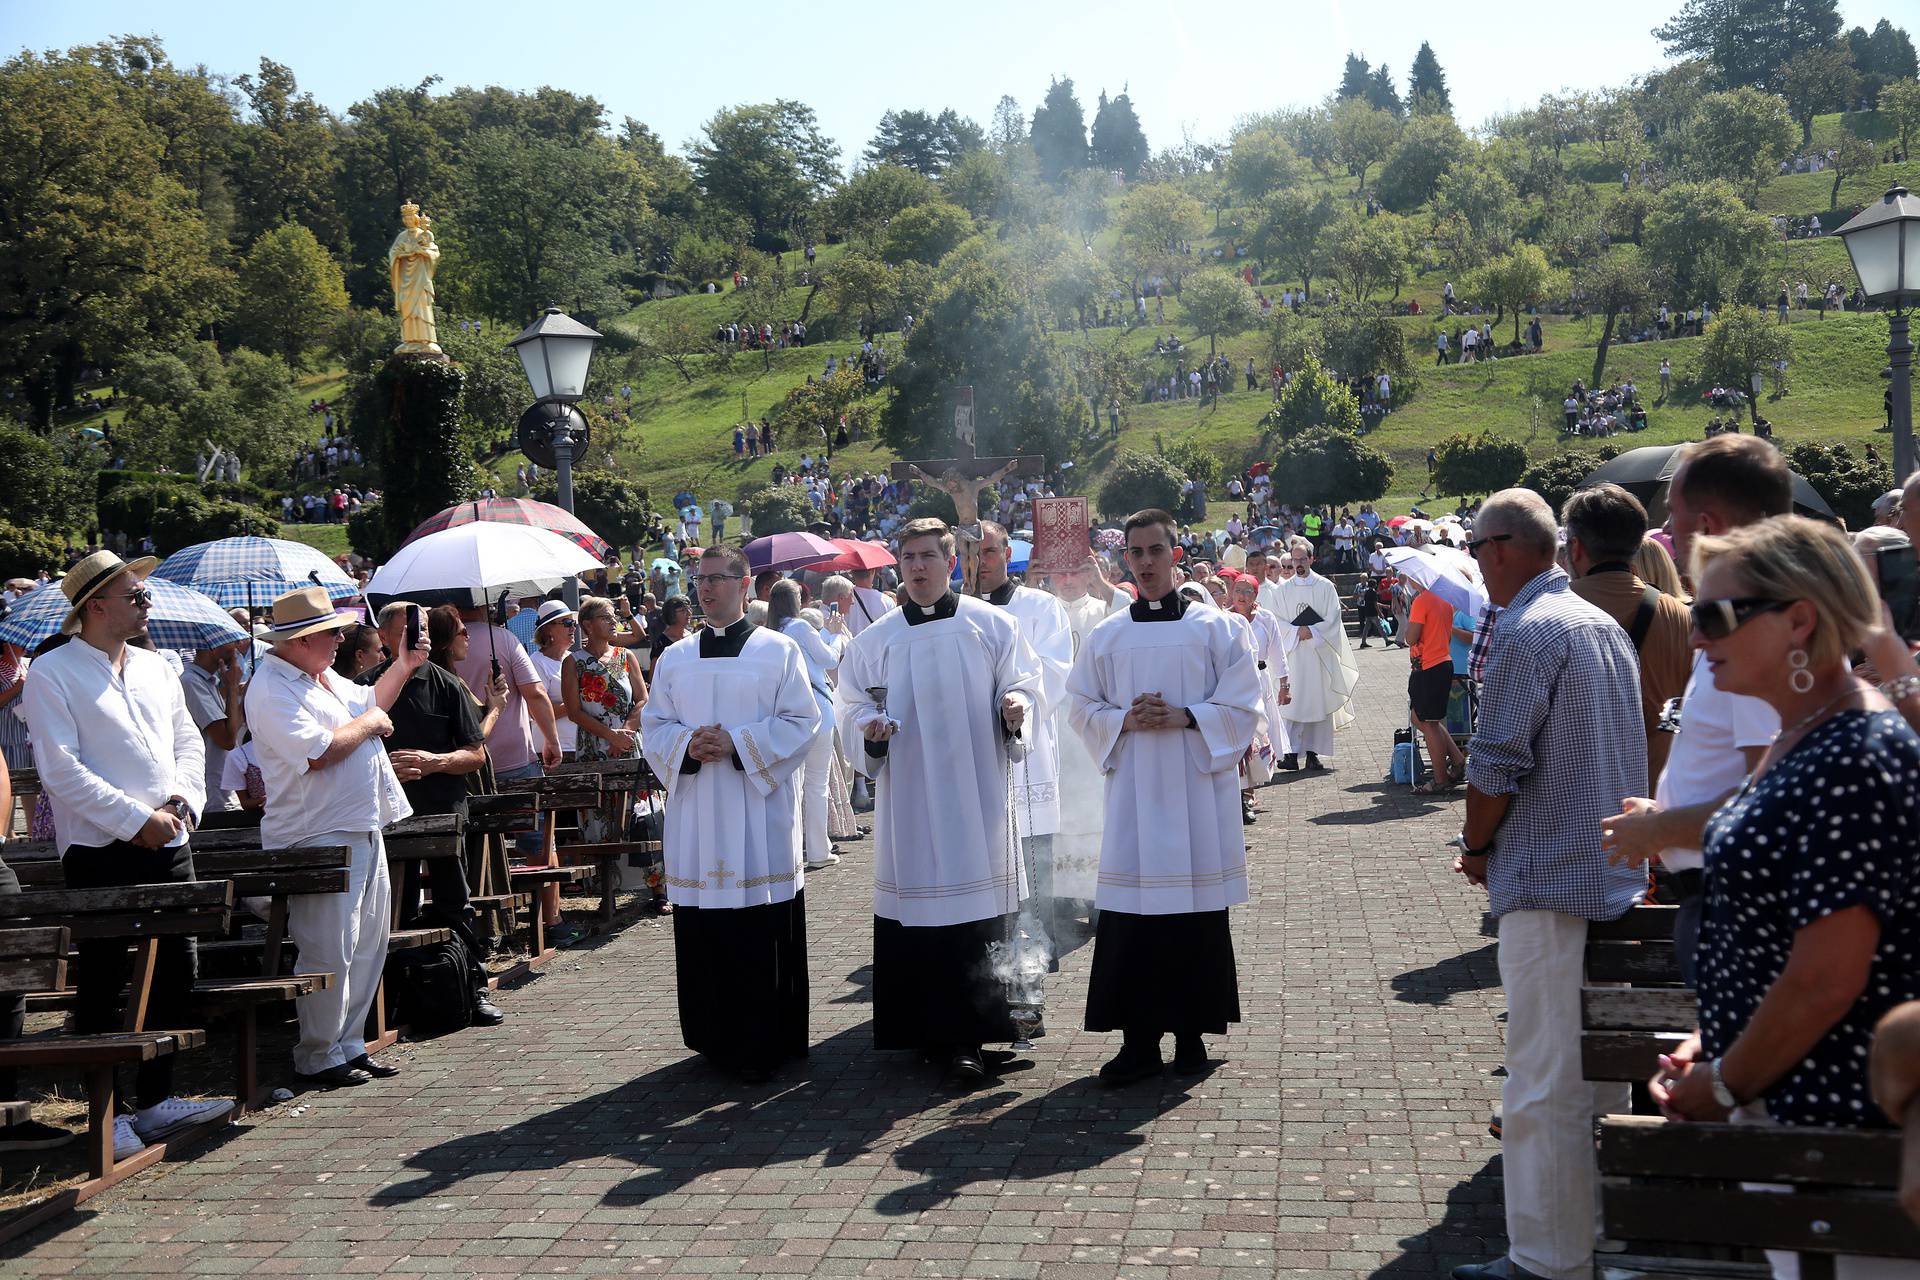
[1835,185,1920,482]
[507,307,603,605]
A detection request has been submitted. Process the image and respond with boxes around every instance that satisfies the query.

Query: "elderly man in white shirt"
[21,551,233,1158]
[246,586,427,1089]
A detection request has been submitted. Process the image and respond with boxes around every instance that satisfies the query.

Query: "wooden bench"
[542,758,664,925]
[1600,1115,1920,1277]
[1582,903,1692,1090]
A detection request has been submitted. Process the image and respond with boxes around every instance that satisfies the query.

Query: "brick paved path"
[9,646,1509,1278]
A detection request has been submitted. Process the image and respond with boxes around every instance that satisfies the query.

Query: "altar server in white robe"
[641,545,821,1083]
[1068,509,1265,1087]
[976,521,1073,966]
[1050,556,1128,909]
[1250,549,1295,759]
[1269,535,1358,770]
[1228,574,1288,811]
[836,518,1044,1089]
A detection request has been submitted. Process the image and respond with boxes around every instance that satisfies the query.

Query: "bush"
[0,422,84,537]
[1785,441,1893,531]
[529,471,653,551]
[1432,431,1529,499]
[1269,430,1394,507]
[1155,434,1223,493]
[0,521,65,581]
[1519,446,1620,515]
[742,485,818,536]
[1097,449,1188,521]
[1258,357,1363,449]
[97,469,275,513]
[149,496,279,556]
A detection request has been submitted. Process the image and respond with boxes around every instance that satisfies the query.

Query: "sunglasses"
[120,587,154,607]
[1689,596,1794,641]
[1464,534,1512,558]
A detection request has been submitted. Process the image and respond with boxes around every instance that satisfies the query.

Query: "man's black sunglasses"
[1464,534,1511,558]
[1690,596,1794,640]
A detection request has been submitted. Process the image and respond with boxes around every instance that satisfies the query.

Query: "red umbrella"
[744,531,839,574]
[1385,516,1413,528]
[819,538,896,571]
[403,498,612,560]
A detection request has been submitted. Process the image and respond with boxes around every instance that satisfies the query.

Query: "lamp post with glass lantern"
[506,307,602,605]
[1835,185,1920,482]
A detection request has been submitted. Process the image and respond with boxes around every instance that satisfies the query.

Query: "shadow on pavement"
[1371,1153,1507,1277]
[1390,942,1501,1005]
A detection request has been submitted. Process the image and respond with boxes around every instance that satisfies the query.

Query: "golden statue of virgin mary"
[387,201,442,355]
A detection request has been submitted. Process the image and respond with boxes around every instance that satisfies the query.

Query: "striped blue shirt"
[1467,567,1647,920]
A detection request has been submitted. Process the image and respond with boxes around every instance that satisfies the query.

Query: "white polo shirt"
[1653,652,1779,873]
[244,651,411,849]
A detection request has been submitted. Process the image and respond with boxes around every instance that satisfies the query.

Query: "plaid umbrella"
[0,580,247,652]
[402,497,612,560]
[152,537,360,610]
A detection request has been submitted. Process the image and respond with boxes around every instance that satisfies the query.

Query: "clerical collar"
[984,579,1017,607]
[698,614,754,658]
[905,589,959,625]
[1130,590,1187,622]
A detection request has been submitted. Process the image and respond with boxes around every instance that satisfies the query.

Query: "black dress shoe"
[471,994,505,1025]
[1304,753,1325,770]
[348,1054,400,1079]
[946,1050,989,1088]
[1098,1043,1164,1088]
[1171,1035,1210,1075]
[1452,1259,1547,1280]
[1278,753,1300,772]
[294,1064,371,1089]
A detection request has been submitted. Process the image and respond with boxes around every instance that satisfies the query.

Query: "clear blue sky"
[7,1,1893,166]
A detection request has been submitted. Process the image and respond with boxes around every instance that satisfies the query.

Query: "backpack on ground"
[386,935,475,1036]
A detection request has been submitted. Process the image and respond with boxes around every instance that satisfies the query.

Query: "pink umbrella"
[819,538,896,571]
[744,531,839,574]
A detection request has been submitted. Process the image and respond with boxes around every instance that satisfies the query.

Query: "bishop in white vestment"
[1269,539,1358,768]
[1067,513,1265,1085]
[835,520,1043,1087]
[642,561,821,1082]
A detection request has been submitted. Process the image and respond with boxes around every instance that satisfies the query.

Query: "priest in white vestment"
[1068,510,1265,1086]
[976,522,1073,967]
[1049,557,1128,909]
[836,518,1043,1089]
[641,547,821,1083]
[1269,536,1358,769]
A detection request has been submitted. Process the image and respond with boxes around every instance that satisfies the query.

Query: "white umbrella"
[1384,545,1489,617]
[366,523,601,608]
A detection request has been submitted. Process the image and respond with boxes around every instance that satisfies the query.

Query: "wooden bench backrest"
[0,925,69,993]
[0,882,232,940]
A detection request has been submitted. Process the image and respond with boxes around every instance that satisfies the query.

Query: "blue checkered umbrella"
[152,536,360,610]
[0,579,248,653]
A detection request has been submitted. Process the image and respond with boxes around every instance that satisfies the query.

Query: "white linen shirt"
[245,652,412,849]
[21,638,206,853]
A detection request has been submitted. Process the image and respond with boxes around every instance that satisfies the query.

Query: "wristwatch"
[1707,1057,1740,1109]
[1458,832,1495,857]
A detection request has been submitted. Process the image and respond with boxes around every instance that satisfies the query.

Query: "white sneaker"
[804,852,841,869]
[130,1096,234,1144]
[112,1114,146,1161]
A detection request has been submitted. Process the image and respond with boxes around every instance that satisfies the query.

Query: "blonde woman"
[562,597,656,909]
[1632,536,1686,599]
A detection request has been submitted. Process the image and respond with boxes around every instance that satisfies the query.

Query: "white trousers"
[800,721,835,863]
[288,829,392,1074]
[1497,909,1630,1280]
[1281,715,1332,755]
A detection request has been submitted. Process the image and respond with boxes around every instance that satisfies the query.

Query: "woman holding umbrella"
[563,597,659,912]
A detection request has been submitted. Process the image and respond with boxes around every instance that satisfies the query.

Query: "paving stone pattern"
[6,645,1510,1278]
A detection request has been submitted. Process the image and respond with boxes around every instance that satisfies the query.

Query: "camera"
[1874,543,1920,644]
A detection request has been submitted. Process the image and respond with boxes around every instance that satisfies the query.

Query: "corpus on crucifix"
[890,387,1044,593]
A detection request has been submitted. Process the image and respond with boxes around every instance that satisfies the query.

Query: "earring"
[1789,648,1814,694]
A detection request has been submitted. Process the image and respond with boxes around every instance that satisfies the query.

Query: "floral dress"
[573,646,657,890]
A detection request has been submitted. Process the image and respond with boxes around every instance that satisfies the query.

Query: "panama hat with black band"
[59,550,158,636]
[262,585,357,645]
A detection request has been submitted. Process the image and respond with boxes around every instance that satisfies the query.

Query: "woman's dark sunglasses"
[1689,596,1793,641]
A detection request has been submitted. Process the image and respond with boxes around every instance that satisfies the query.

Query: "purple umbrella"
[744,531,839,574]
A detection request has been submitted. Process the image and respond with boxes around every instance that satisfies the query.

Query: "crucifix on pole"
[890,387,1045,591]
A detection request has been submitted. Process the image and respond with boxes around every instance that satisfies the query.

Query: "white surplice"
[1271,570,1359,738]
[989,584,1072,838]
[640,626,821,909]
[1053,591,1128,899]
[1066,597,1265,915]
[835,593,1043,927]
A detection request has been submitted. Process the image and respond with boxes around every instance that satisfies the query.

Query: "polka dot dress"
[1699,709,1919,1128]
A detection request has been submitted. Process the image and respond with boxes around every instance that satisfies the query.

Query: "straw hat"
[261,585,355,645]
[533,599,577,637]
[58,550,157,635]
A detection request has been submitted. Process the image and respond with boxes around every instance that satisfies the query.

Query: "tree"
[1469,244,1556,342]
[1519,446,1620,513]
[229,59,344,251]
[1848,21,1918,101]
[1254,189,1339,296]
[1226,126,1301,205]
[632,308,718,384]
[1407,42,1453,115]
[1882,78,1920,156]
[1030,78,1089,183]
[1270,429,1393,506]
[1331,98,1399,191]
[1784,441,1893,530]
[1700,306,1791,423]
[865,108,982,176]
[1777,44,1859,146]
[1261,357,1364,443]
[1323,210,1412,303]
[1375,113,1467,211]
[0,522,66,580]
[1180,270,1259,357]
[769,367,879,452]
[1366,66,1404,116]
[1116,182,1204,284]
[1097,449,1187,520]
[1433,161,1520,268]
[826,164,938,241]
[1432,431,1528,498]
[1577,254,1655,387]
[742,484,817,535]
[689,100,840,246]
[1043,247,1116,330]
[337,78,463,305]
[1273,106,1339,176]
[1828,131,1877,209]
[879,202,975,266]
[229,223,349,368]
[1337,54,1374,102]
[1089,89,1150,177]
[1642,180,1775,304]
[1655,0,1841,89]
[1682,87,1795,205]
[990,95,1025,152]
[530,470,651,550]
[0,422,85,536]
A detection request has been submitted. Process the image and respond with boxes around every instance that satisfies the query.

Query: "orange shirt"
[1410,590,1454,670]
